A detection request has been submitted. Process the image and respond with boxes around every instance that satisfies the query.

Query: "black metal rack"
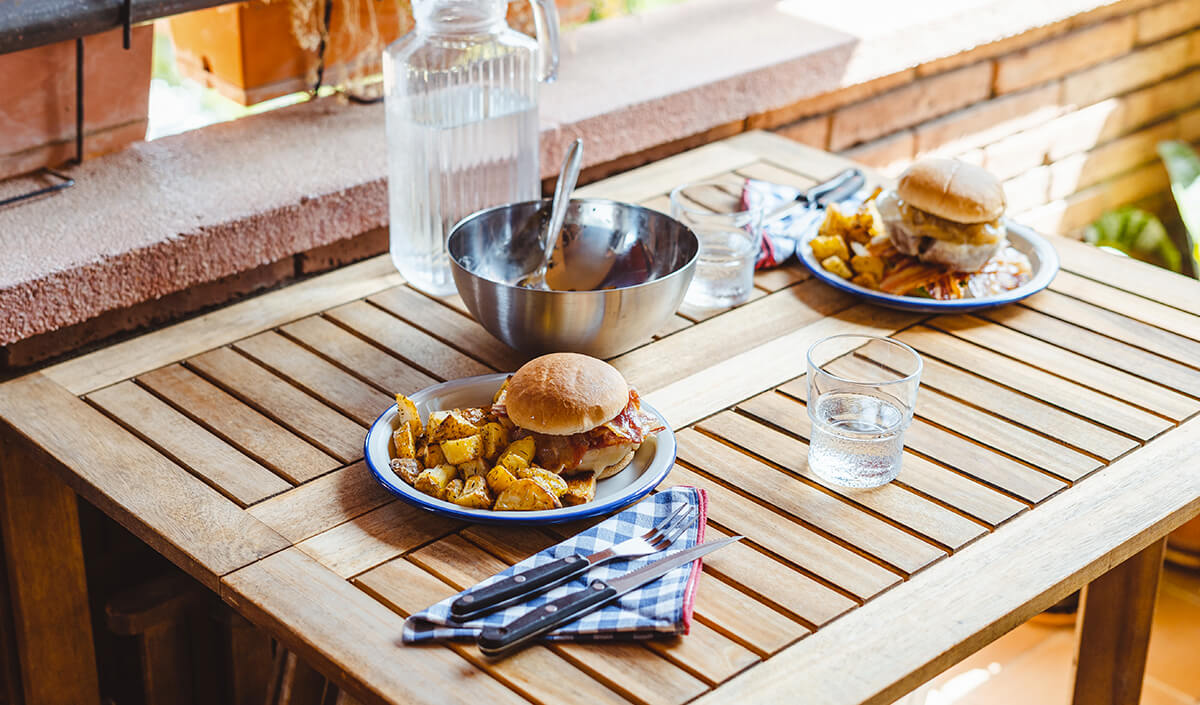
[0,0,140,208]
[0,0,242,55]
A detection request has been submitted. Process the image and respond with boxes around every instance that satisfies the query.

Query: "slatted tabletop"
[2,130,1200,705]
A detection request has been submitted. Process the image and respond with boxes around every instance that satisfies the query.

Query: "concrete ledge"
[0,0,1151,358]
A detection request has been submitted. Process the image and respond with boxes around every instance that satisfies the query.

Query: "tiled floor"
[897,564,1200,705]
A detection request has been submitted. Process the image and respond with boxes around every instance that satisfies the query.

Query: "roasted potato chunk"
[497,452,530,474]
[389,457,422,485]
[810,234,850,263]
[392,425,416,460]
[457,458,489,479]
[480,422,509,461]
[453,475,492,509]
[851,272,880,290]
[851,254,885,280]
[394,394,423,437]
[492,377,510,404]
[442,477,464,503]
[561,472,597,506]
[425,410,449,441]
[821,255,853,279]
[494,478,562,511]
[441,434,482,465]
[504,437,535,463]
[414,463,458,498]
[517,466,568,497]
[421,443,446,468]
[430,410,479,442]
[486,466,518,496]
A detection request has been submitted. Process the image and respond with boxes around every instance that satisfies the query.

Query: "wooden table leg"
[1071,537,1167,705]
[0,437,101,705]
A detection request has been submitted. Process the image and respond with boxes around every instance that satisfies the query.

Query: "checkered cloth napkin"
[402,487,708,643]
[742,178,866,268]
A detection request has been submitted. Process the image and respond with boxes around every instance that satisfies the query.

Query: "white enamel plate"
[363,373,676,524]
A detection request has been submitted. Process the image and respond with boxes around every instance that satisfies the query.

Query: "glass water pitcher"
[384,0,560,296]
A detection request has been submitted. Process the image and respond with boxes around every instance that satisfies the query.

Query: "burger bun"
[897,159,1005,224]
[506,353,630,435]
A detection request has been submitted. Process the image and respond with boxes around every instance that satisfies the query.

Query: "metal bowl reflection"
[447,198,698,358]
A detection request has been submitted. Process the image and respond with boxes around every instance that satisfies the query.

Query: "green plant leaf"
[1084,206,1182,273]
[1158,139,1200,277]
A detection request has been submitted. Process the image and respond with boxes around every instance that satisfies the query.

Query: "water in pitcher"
[807,391,907,488]
[386,85,539,296]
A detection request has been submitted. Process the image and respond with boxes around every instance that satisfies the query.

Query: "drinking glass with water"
[806,335,922,488]
[669,181,763,310]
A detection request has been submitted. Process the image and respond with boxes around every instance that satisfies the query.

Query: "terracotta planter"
[1167,515,1200,569]
[166,0,412,106]
[0,26,153,181]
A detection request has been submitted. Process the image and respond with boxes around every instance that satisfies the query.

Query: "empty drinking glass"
[806,335,922,488]
[669,181,763,310]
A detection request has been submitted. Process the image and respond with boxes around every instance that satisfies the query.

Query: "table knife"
[477,536,742,656]
[765,167,866,224]
[450,503,693,622]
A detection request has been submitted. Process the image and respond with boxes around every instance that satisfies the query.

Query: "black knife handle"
[811,168,866,206]
[478,579,619,657]
[450,554,591,622]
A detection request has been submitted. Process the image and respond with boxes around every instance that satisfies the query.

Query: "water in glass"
[685,230,758,309]
[808,391,906,488]
[386,85,538,295]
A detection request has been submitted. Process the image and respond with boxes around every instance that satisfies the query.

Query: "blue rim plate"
[797,220,1060,313]
[363,373,676,525]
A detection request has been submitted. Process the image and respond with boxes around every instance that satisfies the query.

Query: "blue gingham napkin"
[742,178,867,268]
[402,487,708,643]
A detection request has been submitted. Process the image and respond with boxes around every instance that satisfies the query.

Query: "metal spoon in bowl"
[521,138,584,290]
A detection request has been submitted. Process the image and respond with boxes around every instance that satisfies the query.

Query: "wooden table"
[3,131,1199,705]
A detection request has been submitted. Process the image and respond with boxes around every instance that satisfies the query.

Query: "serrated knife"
[477,536,742,656]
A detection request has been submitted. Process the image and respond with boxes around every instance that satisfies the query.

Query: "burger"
[496,353,663,479]
[875,158,1007,272]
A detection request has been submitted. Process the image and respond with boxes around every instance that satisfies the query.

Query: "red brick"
[775,115,830,150]
[1063,34,1192,108]
[1100,68,1200,139]
[1038,69,1200,162]
[1003,166,1052,213]
[914,83,1062,157]
[1059,183,1114,232]
[829,64,992,151]
[1137,0,1200,44]
[994,17,1135,94]
[0,26,152,179]
[1013,200,1068,235]
[916,0,1160,78]
[984,125,1056,181]
[746,70,915,130]
[1048,120,1179,199]
[1181,106,1200,141]
[840,131,915,178]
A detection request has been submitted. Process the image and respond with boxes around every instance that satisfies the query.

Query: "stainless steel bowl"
[447,198,698,358]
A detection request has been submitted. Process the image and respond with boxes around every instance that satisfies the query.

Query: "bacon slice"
[494,388,663,472]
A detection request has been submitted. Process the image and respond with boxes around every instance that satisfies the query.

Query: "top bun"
[897,159,1005,224]
[506,353,630,435]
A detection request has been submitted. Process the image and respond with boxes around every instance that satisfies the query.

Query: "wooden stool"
[104,573,204,705]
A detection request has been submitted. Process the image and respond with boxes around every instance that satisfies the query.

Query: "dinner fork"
[449,502,696,621]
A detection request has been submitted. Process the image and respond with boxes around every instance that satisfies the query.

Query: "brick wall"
[752,0,1200,239]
